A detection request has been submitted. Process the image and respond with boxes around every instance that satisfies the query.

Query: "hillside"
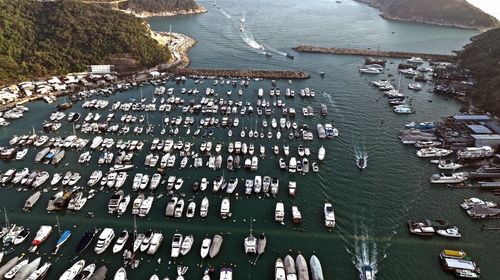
[118,0,206,17]
[356,0,499,30]
[0,0,169,85]
[457,28,500,115]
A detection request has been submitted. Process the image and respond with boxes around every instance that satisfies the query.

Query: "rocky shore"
[119,5,207,18]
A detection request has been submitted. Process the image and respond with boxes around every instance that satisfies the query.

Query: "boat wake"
[354,144,368,167]
[261,43,287,57]
[240,30,265,52]
[342,223,379,277]
[321,92,334,107]
[219,8,232,19]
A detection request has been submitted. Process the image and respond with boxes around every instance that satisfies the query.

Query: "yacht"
[113,267,127,280]
[220,268,232,280]
[244,232,257,255]
[200,197,209,218]
[147,232,163,255]
[4,259,29,279]
[76,228,98,254]
[275,258,286,280]
[310,255,324,280]
[180,234,194,256]
[108,190,124,214]
[220,198,231,219]
[436,160,464,170]
[429,173,467,184]
[296,254,309,280]
[131,193,145,215]
[460,197,497,210]
[457,146,494,159]
[171,233,183,258]
[416,147,453,158]
[139,196,154,217]
[87,170,102,186]
[59,259,85,280]
[436,226,462,238]
[31,225,52,248]
[23,191,41,212]
[209,235,223,258]
[324,203,336,228]
[200,237,211,259]
[318,146,325,161]
[284,255,297,280]
[275,202,284,222]
[112,230,129,253]
[94,228,115,254]
[292,206,302,224]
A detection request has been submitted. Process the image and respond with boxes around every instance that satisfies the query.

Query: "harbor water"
[1,0,497,279]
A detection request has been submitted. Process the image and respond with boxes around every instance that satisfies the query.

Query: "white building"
[88,65,114,74]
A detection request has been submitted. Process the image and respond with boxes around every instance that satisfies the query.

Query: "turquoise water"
[2,0,497,279]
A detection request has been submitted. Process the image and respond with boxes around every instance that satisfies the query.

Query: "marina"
[0,0,499,279]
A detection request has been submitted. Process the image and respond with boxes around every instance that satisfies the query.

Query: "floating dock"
[172,68,310,79]
[293,45,455,61]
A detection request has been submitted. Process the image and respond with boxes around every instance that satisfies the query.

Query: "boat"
[360,264,374,280]
[140,230,154,252]
[200,237,211,259]
[59,259,85,280]
[219,268,232,280]
[5,259,29,279]
[257,233,266,255]
[284,255,297,280]
[295,254,309,280]
[0,257,20,279]
[209,235,223,258]
[416,147,453,158]
[113,230,129,253]
[133,233,145,252]
[113,267,126,280]
[74,263,95,280]
[457,146,494,159]
[292,206,302,224]
[170,233,183,258]
[460,197,497,210]
[275,258,286,280]
[429,173,467,184]
[356,157,367,169]
[200,197,209,218]
[108,190,124,214]
[186,202,196,218]
[147,232,163,255]
[31,225,52,248]
[220,198,230,219]
[87,266,107,280]
[23,191,41,212]
[26,262,52,280]
[318,146,325,161]
[436,226,462,238]
[13,228,30,245]
[324,203,335,228]
[275,202,284,222]
[94,228,115,254]
[436,160,464,170]
[180,234,194,256]
[53,229,71,255]
[244,228,257,255]
[309,255,324,280]
[76,228,98,254]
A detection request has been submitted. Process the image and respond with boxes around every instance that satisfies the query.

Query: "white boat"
[5,259,29,279]
[460,197,497,210]
[180,234,194,256]
[309,255,324,280]
[94,228,115,254]
[416,147,453,158]
[113,267,126,280]
[324,203,335,228]
[139,196,154,217]
[200,237,211,259]
[200,197,209,218]
[318,146,325,161]
[244,232,257,255]
[457,146,494,159]
[275,258,286,280]
[112,230,129,253]
[209,235,223,258]
[186,201,196,218]
[147,232,163,255]
[436,226,461,238]
[275,202,284,222]
[284,255,297,280]
[437,160,464,170]
[174,199,185,218]
[429,173,467,184]
[133,233,145,252]
[170,233,183,258]
[117,195,130,216]
[220,198,230,219]
[59,259,85,280]
[219,268,232,280]
[31,225,52,248]
[23,191,41,212]
[26,262,51,280]
[295,254,309,280]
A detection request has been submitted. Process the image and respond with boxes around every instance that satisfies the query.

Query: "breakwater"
[172,68,310,79]
[293,45,456,61]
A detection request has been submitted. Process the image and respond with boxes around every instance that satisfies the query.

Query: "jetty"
[172,68,310,79]
[293,45,455,61]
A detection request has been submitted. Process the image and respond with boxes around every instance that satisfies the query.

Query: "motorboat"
[360,264,374,280]
[31,225,52,248]
[94,228,115,254]
[309,255,324,280]
[275,202,284,222]
[180,234,194,256]
[429,173,467,184]
[59,259,85,280]
[186,201,196,218]
[436,160,463,170]
[52,229,71,255]
[257,233,266,255]
[209,235,223,258]
[292,206,302,224]
[318,146,325,161]
[23,191,41,212]
[76,228,98,254]
[200,237,211,259]
[284,255,297,280]
[457,146,494,159]
[112,230,129,253]
[275,258,286,280]
[219,268,232,280]
[113,267,126,280]
[324,203,335,228]
[436,226,462,238]
[171,233,183,258]
[244,232,257,255]
[74,263,96,280]
[147,232,163,255]
[416,147,453,158]
[220,198,230,219]
[460,197,497,210]
[295,254,309,280]
[357,157,367,169]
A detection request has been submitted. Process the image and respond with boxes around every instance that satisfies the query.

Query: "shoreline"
[118,5,207,18]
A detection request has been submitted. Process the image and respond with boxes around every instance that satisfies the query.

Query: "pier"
[172,68,310,79]
[293,45,456,61]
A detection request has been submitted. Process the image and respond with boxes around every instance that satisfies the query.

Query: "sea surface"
[2,0,498,279]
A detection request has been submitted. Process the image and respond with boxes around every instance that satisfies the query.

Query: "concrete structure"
[88,65,114,74]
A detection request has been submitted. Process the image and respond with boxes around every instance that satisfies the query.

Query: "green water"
[2,0,498,279]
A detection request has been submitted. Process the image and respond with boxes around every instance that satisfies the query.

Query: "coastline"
[119,5,207,18]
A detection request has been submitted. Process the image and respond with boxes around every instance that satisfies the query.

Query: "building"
[88,65,114,74]
[471,135,500,149]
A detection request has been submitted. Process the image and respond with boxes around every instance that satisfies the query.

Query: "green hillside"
[356,0,499,30]
[118,0,202,13]
[0,0,169,85]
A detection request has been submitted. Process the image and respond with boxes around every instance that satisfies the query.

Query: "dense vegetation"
[458,28,500,115]
[0,0,169,85]
[356,0,498,30]
[119,0,202,13]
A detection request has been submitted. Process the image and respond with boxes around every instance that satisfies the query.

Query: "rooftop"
[467,124,492,134]
[453,115,491,122]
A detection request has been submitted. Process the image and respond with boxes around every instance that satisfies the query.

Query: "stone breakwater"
[172,68,310,79]
[293,45,456,61]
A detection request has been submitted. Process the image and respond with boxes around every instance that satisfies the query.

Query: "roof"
[471,134,500,140]
[467,124,492,134]
[453,115,491,121]
[485,121,500,134]
[443,258,476,270]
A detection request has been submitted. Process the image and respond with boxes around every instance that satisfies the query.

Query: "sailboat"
[52,216,71,255]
